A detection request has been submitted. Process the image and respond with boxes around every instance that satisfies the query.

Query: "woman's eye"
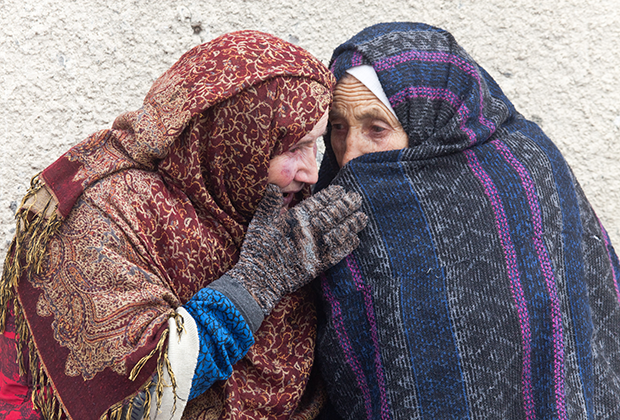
[288,141,314,155]
[286,144,301,155]
[331,123,344,131]
[371,125,386,133]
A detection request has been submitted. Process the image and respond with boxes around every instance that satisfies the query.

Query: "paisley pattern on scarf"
[2,30,334,420]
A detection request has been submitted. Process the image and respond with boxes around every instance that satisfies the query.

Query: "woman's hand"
[228,184,368,314]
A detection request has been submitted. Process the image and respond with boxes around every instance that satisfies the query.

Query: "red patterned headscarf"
[0,30,334,419]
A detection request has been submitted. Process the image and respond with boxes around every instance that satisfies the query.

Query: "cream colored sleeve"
[150,307,199,420]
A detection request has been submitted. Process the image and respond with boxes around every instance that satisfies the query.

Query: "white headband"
[345,65,397,117]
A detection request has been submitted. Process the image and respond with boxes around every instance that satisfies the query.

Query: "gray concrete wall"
[2,0,620,269]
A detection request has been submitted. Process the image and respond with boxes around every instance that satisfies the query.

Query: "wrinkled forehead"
[343,65,396,117]
[331,75,398,125]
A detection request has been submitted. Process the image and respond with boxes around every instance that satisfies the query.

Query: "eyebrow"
[292,135,321,149]
[329,109,343,120]
[357,109,387,121]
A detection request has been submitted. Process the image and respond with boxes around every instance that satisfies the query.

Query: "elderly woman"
[315,22,620,419]
[0,31,367,419]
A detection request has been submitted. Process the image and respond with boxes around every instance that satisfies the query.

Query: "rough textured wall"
[2,0,620,268]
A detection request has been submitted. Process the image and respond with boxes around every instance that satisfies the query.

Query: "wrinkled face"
[329,75,408,167]
[267,110,329,211]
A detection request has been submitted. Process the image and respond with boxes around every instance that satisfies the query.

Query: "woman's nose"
[340,131,363,167]
[295,154,319,185]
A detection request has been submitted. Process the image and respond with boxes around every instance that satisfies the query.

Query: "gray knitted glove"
[227,184,368,315]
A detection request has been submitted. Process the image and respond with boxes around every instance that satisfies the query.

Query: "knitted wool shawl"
[316,22,620,420]
[0,30,334,420]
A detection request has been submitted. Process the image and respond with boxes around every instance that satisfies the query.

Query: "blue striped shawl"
[316,22,620,420]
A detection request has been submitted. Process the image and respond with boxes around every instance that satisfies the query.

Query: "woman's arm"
[151,185,367,419]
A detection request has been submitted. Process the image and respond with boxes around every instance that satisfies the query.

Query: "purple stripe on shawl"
[330,56,339,72]
[463,149,535,420]
[321,273,374,419]
[598,221,620,305]
[494,140,567,420]
[389,87,477,146]
[375,50,495,136]
[390,86,461,109]
[352,51,363,67]
[346,255,391,420]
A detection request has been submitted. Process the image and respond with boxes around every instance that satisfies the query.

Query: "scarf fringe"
[1,174,62,334]
[101,327,178,420]
[1,175,177,420]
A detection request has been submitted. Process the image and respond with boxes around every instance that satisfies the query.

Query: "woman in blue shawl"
[315,22,620,420]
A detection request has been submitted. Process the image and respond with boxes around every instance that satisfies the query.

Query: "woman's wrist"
[207,274,265,332]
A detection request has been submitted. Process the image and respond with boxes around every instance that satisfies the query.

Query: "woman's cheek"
[273,159,296,187]
[280,165,295,185]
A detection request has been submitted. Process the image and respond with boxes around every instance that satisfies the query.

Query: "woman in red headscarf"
[0,30,366,420]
